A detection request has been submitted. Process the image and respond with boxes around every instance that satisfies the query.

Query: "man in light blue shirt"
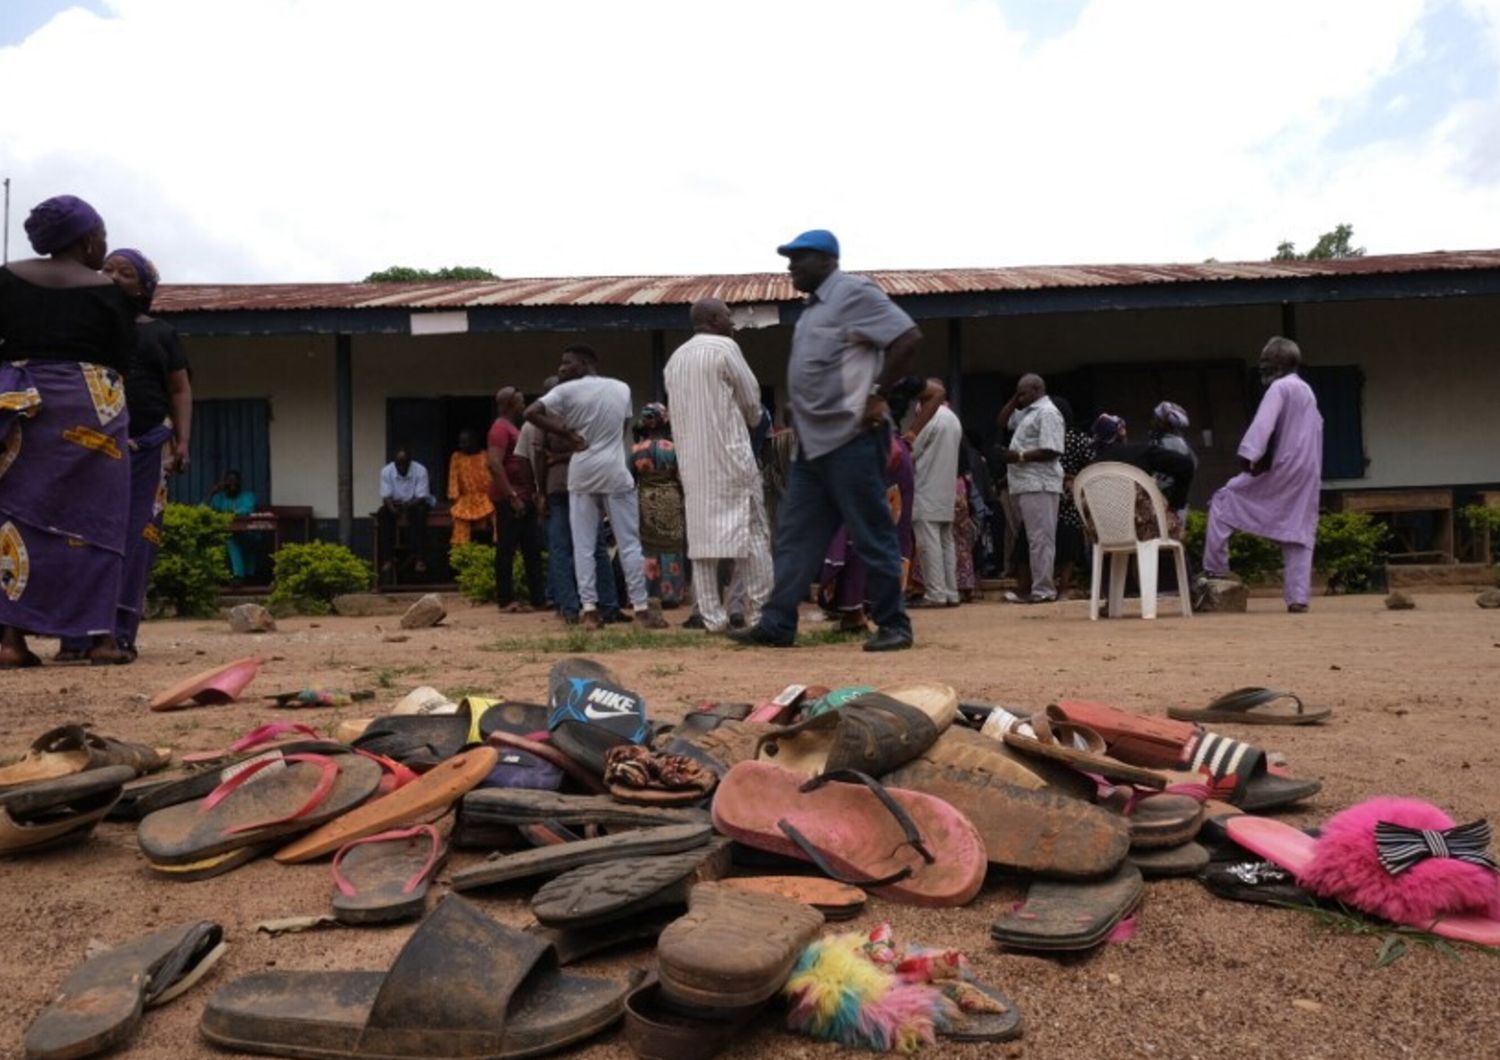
[378,449,435,576]
[730,230,922,652]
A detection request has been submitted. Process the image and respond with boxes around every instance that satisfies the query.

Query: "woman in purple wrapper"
[57,248,193,663]
[0,195,137,667]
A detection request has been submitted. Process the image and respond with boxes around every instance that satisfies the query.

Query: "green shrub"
[1315,511,1389,593]
[148,504,232,618]
[1183,509,1284,584]
[450,542,497,604]
[449,543,543,605]
[269,541,372,614]
[1462,504,1500,562]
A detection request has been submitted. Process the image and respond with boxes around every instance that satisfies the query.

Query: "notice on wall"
[410,310,470,336]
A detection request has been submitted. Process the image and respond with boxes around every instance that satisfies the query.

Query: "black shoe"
[681,613,707,630]
[603,608,633,624]
[728,613,747,630]
[862,626,913,653]
[726,624,795,648]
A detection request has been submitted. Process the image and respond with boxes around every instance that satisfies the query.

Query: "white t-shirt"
[540,375,634,494]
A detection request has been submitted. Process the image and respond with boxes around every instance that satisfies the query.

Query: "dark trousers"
[761,430,910,639]
[497,499,546,607]
[377,501,430,566]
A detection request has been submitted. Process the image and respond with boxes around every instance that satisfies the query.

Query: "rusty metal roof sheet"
[150,249,1500,313]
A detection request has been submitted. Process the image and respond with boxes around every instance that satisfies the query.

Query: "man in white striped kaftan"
[663,298,773,633]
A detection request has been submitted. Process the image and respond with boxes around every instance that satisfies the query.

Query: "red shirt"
[486,418,535,504]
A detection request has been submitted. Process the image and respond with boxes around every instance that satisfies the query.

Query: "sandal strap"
[202,752,340,835]
[1026,708,1108,755]
[775,769,934,887]
[1209,687,1304,715]
[331,824,442,897]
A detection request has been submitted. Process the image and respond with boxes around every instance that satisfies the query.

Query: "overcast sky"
[3,0,1498,282]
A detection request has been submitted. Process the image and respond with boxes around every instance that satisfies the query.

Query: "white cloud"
[1,0,1496,281]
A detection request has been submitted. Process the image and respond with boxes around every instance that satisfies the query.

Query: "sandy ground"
[3,590,1500,1060]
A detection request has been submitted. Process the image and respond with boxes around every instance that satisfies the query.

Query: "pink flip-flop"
[331,823,447,924]
[150,657,263,712]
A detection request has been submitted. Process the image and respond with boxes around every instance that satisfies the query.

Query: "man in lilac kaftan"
[1202,337,1323,611]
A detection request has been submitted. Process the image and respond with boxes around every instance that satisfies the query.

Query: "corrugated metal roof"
[150,249,1500,313]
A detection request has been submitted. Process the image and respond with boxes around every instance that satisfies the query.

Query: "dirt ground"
[4,590,1500,1060]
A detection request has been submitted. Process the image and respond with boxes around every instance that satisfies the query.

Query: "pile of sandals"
[6,666,1499,1059]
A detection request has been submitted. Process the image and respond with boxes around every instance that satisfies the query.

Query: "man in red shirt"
[487,386,545,612]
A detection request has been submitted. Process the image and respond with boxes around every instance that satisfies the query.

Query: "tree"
[363,265,499,282]
[1272,224,1365,261]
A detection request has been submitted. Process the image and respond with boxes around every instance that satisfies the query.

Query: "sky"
[2,0,1498,282]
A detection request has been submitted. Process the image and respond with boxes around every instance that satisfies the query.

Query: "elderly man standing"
[730,230,922,652]
[1202,337,1324,612]
[525,345,668,630]
[908,378,963,608]
[664,297,773,633]
[998,374,1064,604]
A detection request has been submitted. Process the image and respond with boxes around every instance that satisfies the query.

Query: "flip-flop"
[1226,811,1500,947]
[528,911,680,966]
[718,876,867,920]
[1167,687,1331,726]
[275,747,496,863]
[331,823,448,924]
[485,731,607,793]
[755,684,957,778]
[744,684,823,724]
[942,982,1025,1043]
[180,722,329,766]
[459,788,711,836]
[146,845,273,882]
[657,881,825,1009]
[138,753,383,866]
[883,760,1130,879]
[990,863,1145,952]
[477,701,553,741]
[547,658,650,777]
[712,762,986,908]
[132,741,355,819]
[1160,731,1321,811]
[0,766,134,856]
[149,656,261,711]
[1198,858,1316,906]
[604,745,717,806]
[24,920,225,1060]
[1002,707,1166,789]
[201,896,630,1058]
[1130,841,1210,878]
[351,712,476,771]
[0,725,171,790]
[531,842,732,929]
[451,822,713,891]
[918,722,1095,798]
[1104,786,1207,850]
[623,972,752,1060]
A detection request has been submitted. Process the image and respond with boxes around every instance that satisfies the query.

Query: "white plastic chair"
[1073,462,1192,621]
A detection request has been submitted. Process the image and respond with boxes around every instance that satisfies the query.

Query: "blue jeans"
[761,430,910,639]
[546,491,617,615]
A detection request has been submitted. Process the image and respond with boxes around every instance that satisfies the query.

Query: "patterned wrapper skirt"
[0,359,129,638]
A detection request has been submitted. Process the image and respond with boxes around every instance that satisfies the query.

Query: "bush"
[1462,504,1500,562]
[1315,511,1389,593]
[1183,510,1284,584]
[148,504,232,617]
[449,543,543,605]
[269,541,372,614]
[450,542,497,605]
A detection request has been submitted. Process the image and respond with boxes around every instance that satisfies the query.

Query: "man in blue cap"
[729,230,922,651]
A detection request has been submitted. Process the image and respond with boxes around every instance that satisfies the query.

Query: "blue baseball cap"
[776,229,840,258]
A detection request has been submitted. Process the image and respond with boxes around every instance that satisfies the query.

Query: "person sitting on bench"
[378,448,435,576]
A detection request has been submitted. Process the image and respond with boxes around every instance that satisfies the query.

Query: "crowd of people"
[1,200,1325,668]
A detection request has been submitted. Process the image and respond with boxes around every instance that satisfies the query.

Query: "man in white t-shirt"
[525,344,667,630]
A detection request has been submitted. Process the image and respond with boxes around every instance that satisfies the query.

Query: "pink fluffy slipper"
[1298,797,1500,928]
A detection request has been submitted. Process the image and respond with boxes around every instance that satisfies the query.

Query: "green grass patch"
[1283,900,1500,966]
[485,625,865,655]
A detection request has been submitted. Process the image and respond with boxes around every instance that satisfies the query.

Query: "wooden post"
[947,318,963,414]
[335,333,353,547]
[651,330,666,403]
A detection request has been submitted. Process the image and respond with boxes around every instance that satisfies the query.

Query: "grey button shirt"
[787,270,915,460]
[1006,395,1065,494]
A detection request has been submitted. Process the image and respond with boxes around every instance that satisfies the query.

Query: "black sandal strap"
[776,819,915,887]
[773,769,935,885]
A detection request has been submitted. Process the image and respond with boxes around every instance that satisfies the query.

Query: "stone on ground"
[1478,588,1500,609]
[1195,576,1248,613]
[1384,591,1415,610]
[227,603,277,633]
[400,593,447,629]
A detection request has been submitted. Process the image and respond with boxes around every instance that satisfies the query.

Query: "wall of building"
[179,293,1499,521]
[1300,295,1500,489]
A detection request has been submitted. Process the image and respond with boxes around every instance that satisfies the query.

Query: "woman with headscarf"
[1089,413,1197,536]
[1148,400,1198,525]
[57,249,192,662]
[0,195,136,667]
[630,402,686,608]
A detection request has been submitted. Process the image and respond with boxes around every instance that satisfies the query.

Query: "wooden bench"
[371,507,455,587]
[229,506,314,552]
[1333,488,1454,563]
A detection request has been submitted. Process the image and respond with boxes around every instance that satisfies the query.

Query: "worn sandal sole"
[451,823,713,891]
[991,863,1144,951]
[1130,841,1210,878]
[531,843,731,929]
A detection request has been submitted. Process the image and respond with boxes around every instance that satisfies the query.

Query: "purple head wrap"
[107,248,160,310]
[23,195,103,255]
[1091,413,1126,445]
[1152,401,1189,432]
